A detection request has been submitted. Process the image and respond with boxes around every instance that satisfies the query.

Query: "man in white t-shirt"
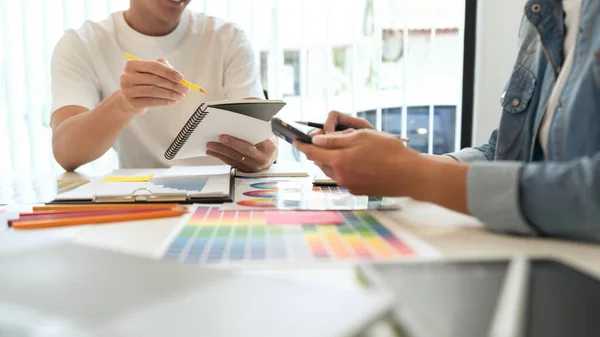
[51,0,276,172]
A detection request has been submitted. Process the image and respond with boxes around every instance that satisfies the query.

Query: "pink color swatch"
[265,211,343,225]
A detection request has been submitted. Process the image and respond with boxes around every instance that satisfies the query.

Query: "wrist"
[398,155,436,197]
[414,157,470,213]
[88,90,136,126]
[105,90,138,120]
[421,153,459,163]
[115,90,138,116]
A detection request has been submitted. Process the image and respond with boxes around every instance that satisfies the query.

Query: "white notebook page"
[174,107,273,160]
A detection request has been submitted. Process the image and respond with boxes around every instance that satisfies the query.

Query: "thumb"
[312,133,354,149]
[156,57,173,68]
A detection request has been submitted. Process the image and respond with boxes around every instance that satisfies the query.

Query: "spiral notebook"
[165,100,286,160]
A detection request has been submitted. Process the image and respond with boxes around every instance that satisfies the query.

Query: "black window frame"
[461,0,477,149]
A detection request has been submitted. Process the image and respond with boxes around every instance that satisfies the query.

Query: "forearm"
[52,91,133,171]
[406,157,470,214]
[424,154,460,163]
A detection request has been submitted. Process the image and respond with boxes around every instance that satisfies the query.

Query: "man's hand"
[310,110,376,136]
[294,129,470,214]
[207,135,277,173]
[119,57,190,115]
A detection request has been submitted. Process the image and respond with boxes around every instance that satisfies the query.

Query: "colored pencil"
[14,207,181,222]
[33,204,184,211]
[12,208,185,230]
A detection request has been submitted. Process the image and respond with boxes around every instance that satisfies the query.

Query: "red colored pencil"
[12,208,185,230]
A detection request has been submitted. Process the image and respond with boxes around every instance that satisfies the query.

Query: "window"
[0,0,472,172]
[360,105,458,154]
[358,110,377,128]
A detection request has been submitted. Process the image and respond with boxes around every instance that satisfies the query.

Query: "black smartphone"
[271,117,313,144]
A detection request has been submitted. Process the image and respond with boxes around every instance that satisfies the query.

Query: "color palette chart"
[163,207,432,264]
[230,179,390,210]
[57,179,90,194]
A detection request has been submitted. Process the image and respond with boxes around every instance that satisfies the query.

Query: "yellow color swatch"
[101,174,154,183]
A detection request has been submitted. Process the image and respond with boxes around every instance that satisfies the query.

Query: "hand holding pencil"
[300,110,408,142]
[304,110,377,136]
[119,53,206,116]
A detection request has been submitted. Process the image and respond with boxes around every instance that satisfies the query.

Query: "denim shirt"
[449,0,600,242]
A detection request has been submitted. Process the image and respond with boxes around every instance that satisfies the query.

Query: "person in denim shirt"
[295,0,600,242]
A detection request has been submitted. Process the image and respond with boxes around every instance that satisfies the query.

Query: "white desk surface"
[3,169,600,289]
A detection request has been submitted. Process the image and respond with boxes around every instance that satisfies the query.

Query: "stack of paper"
[236,162,310,178]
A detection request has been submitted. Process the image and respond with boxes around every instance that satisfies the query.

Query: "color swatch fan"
[162,207,435,265]
[230,179,395,211]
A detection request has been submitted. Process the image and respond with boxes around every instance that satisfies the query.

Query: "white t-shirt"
[539,0,582,157]
[51,10,264,168]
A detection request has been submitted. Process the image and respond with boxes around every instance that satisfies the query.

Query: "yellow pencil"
[124,52,207,94]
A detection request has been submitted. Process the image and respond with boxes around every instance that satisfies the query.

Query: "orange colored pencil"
[12,208,184,230]
[24,206,185,217]
[16,208,181,222]
[33,204,183,211]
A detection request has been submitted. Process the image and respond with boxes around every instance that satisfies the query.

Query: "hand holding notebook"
[165,100,286,160]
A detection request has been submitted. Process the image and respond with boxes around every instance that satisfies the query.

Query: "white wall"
[472,0,524,145]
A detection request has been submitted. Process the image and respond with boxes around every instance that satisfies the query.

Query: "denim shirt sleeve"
[447,129,498,162]
[519,153,600,242]
[467,153,600,243]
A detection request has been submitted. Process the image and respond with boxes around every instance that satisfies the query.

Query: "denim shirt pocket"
[497,64,536,155]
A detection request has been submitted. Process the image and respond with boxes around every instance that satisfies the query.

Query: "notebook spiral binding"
[164,103,209,160]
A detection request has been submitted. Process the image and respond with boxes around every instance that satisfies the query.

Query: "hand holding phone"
[271,118,312,144]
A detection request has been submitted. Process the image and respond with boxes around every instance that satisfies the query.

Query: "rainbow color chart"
[233,180,374,210]
[163,207,427,264]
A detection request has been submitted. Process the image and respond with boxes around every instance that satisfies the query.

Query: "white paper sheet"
[236,162,310,178]
[158,165,232,177]
[174,107,274,159]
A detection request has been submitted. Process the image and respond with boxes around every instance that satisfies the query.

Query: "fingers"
[120,58,190,114]
[129,85,186,100]
[156,57,172,68]
[206,149,254,172]
[219,135,265,161]
[323,110,375,134]
[121,73,189,95]
[255,137,278,160]
[323,110,342,134]
[123,97,179,110]
[308,129,324,136]
[206,141,266,173]
[125,59,183,82]
[311,132,356,149]
[316,164,337,181]
[293,140,337,164]
[207,135,277,173]
[206,142,249,163]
